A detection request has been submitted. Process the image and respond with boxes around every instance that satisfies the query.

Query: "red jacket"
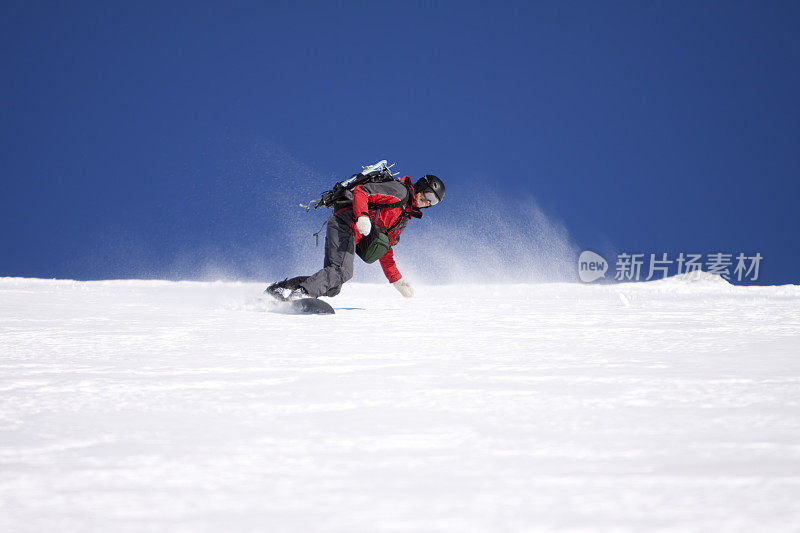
[348,175,419,283]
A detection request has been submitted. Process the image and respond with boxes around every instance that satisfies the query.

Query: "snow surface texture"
[1,276,799,532]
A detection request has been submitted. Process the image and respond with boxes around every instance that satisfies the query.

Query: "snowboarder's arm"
[379,247,402,283]
[352,185,371,220]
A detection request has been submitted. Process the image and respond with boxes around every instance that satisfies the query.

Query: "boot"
[264,279,289,301]
[283,276,309,290]
[264,276,310,301]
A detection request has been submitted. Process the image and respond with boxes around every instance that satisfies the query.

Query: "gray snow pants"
[299,211,356,298]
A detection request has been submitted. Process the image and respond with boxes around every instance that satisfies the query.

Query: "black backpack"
[302,160,399,211]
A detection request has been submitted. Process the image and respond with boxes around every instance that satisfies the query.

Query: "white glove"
[392,278,414,298]
[356,216,372,236]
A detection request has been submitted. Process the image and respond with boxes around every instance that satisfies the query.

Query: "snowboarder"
[266,165,445,301]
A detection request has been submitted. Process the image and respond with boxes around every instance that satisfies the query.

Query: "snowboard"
[277,297,335,315]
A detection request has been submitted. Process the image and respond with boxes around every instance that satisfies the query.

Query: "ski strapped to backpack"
[300,160,399,211]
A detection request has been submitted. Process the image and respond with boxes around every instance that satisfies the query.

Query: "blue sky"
[2,1,798,284]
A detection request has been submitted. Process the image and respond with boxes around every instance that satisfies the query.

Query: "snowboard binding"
[264,276,309,301]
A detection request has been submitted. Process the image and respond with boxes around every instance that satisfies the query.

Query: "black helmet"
[414,174,445,207]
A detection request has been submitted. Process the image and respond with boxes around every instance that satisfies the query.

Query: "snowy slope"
[1,277,800,532]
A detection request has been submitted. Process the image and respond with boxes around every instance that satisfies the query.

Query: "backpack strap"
[372,180,422,234]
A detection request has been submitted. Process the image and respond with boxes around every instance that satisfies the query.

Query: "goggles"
[423,189,440,206]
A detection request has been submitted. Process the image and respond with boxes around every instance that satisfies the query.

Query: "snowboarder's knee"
[339,264,354,282]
